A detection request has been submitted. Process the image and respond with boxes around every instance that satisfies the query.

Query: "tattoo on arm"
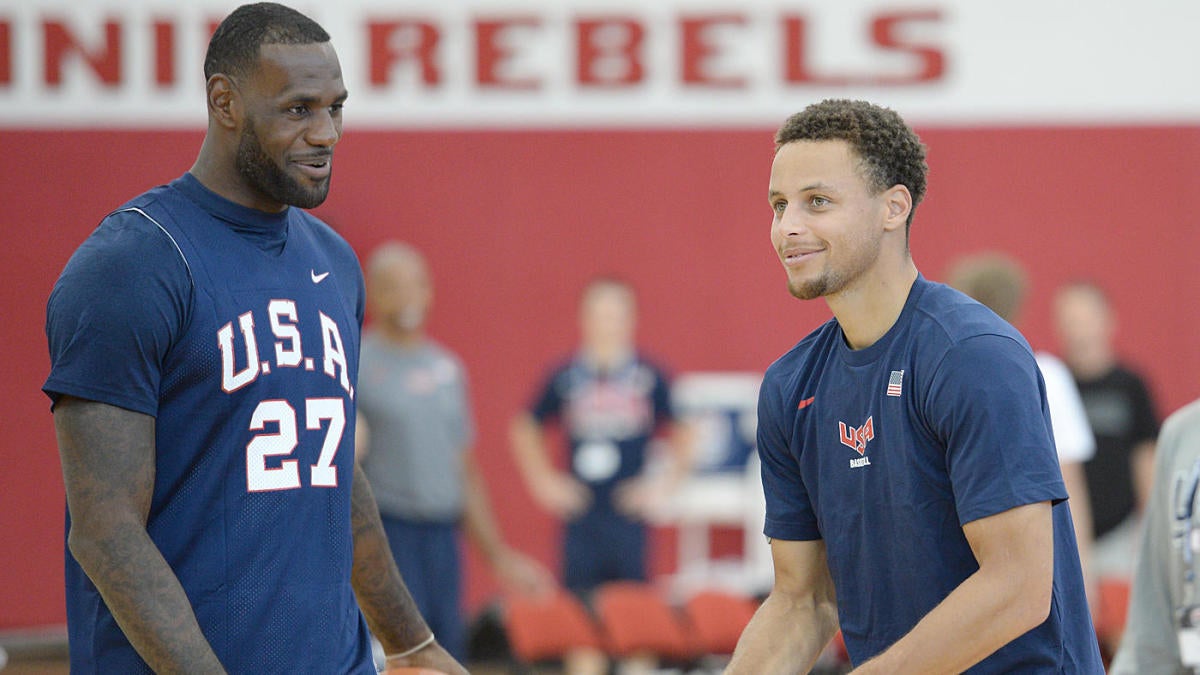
[350,463,432,653]
[55,397,225,674]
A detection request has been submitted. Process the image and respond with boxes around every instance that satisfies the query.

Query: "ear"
[206,74,240,130]
[881,184,913,233]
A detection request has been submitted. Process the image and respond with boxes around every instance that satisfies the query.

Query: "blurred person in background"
[357,242,553,663]
[1055,280,1160,657]
[510,277,694,674]
[946,252,1098,613]
[1054,283,1158,573]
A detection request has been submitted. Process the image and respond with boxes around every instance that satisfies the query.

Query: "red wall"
[3,126,1198,628]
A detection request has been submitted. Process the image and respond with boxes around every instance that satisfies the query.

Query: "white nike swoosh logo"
[311,270,330,284]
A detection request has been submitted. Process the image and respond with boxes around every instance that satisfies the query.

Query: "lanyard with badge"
[1174,457,1200,668]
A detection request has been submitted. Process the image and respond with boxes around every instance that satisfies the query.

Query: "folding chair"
[592,581,694,662]
[681,589,759,656]
[1097,575,1131,660]
[504,588,604,666]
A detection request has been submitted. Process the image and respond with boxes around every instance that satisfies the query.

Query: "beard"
[786,230,884,301]
[236,122,330,209]
[788,276,834,300]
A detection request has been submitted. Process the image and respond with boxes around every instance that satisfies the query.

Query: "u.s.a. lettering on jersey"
[215,299,354,493]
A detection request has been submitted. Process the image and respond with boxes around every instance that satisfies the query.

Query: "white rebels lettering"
[0,4,952,128]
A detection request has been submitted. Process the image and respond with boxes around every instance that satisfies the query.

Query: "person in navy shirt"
[511,278,693,599]
[726,99,1103,673]
[43,4,464,673]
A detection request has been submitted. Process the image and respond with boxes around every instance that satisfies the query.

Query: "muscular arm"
[349,463,467,674]
[726,538,839,674]
[54,396,225,674]
[852,502,1055,674]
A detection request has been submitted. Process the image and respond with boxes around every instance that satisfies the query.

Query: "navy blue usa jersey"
[530,355,673,507]
[44,174,373,673]
[758,276,1103,673]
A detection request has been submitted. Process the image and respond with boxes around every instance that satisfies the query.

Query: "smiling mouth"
[294,157,332,178]
[782,249,822,265]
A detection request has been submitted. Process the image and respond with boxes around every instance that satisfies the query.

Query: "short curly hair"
[204,3,330,81]
[775,99,928,232]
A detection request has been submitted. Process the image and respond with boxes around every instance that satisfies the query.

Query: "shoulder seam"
[113,207,194,289]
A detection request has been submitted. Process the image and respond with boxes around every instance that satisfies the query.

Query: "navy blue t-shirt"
[44,174,374,673]
[758,276,1102,672]
[530,354,673,509]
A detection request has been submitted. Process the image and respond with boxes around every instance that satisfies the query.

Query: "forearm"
[727,589,838,673]
[1133,440,1157,511]
[462,458,505,563]
[70,524,224,673]
[852,567,1048,674]
[349,463,432,654]
[660,422,697,490]
[1061,461,1096,609]
[510,414,553,486]
[55,398,223,673]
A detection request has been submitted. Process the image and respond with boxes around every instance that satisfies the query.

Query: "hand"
[383,640,467,675]
[614,475,668,520]
[531,471,591,519]
[493,548,556,598]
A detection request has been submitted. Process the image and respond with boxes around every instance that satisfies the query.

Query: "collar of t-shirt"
[837,274,928,367]
[172,172,289,255]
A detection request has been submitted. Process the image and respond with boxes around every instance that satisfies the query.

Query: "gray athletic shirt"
[357,332,474,522]
[1110,399,1200,675]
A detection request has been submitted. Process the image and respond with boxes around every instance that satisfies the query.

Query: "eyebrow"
[286,90,349,105]
[769,182,836,198]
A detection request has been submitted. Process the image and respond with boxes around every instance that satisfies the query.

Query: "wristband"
[386,633,436,660]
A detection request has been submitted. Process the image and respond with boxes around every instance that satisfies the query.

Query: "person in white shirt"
[946,252,1098,612]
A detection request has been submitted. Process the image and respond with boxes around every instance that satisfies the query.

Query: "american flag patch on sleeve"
[887,370,904,397]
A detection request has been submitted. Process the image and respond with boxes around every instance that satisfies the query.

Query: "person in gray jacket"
[1111,398,1200,674]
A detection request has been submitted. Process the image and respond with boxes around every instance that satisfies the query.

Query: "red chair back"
[505,589,603,663]
[682,590,759,655]
[593,582,694,660]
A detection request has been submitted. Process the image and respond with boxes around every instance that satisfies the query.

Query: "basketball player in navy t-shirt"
[43,4,464,673]
[726,100,1103,673]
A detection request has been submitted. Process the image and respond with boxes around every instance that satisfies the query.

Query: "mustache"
[292,151,333,162]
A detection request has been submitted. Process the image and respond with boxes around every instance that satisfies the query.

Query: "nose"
[307,108,341,148]
[774,204,808,237]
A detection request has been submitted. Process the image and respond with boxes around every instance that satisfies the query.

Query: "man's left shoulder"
[913,281,1027,349]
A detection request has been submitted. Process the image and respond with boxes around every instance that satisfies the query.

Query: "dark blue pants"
[379,515,465,661]
[563,507,647,596]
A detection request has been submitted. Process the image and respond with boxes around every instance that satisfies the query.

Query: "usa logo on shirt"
[886,370,904,397]
[839,416,874,468]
